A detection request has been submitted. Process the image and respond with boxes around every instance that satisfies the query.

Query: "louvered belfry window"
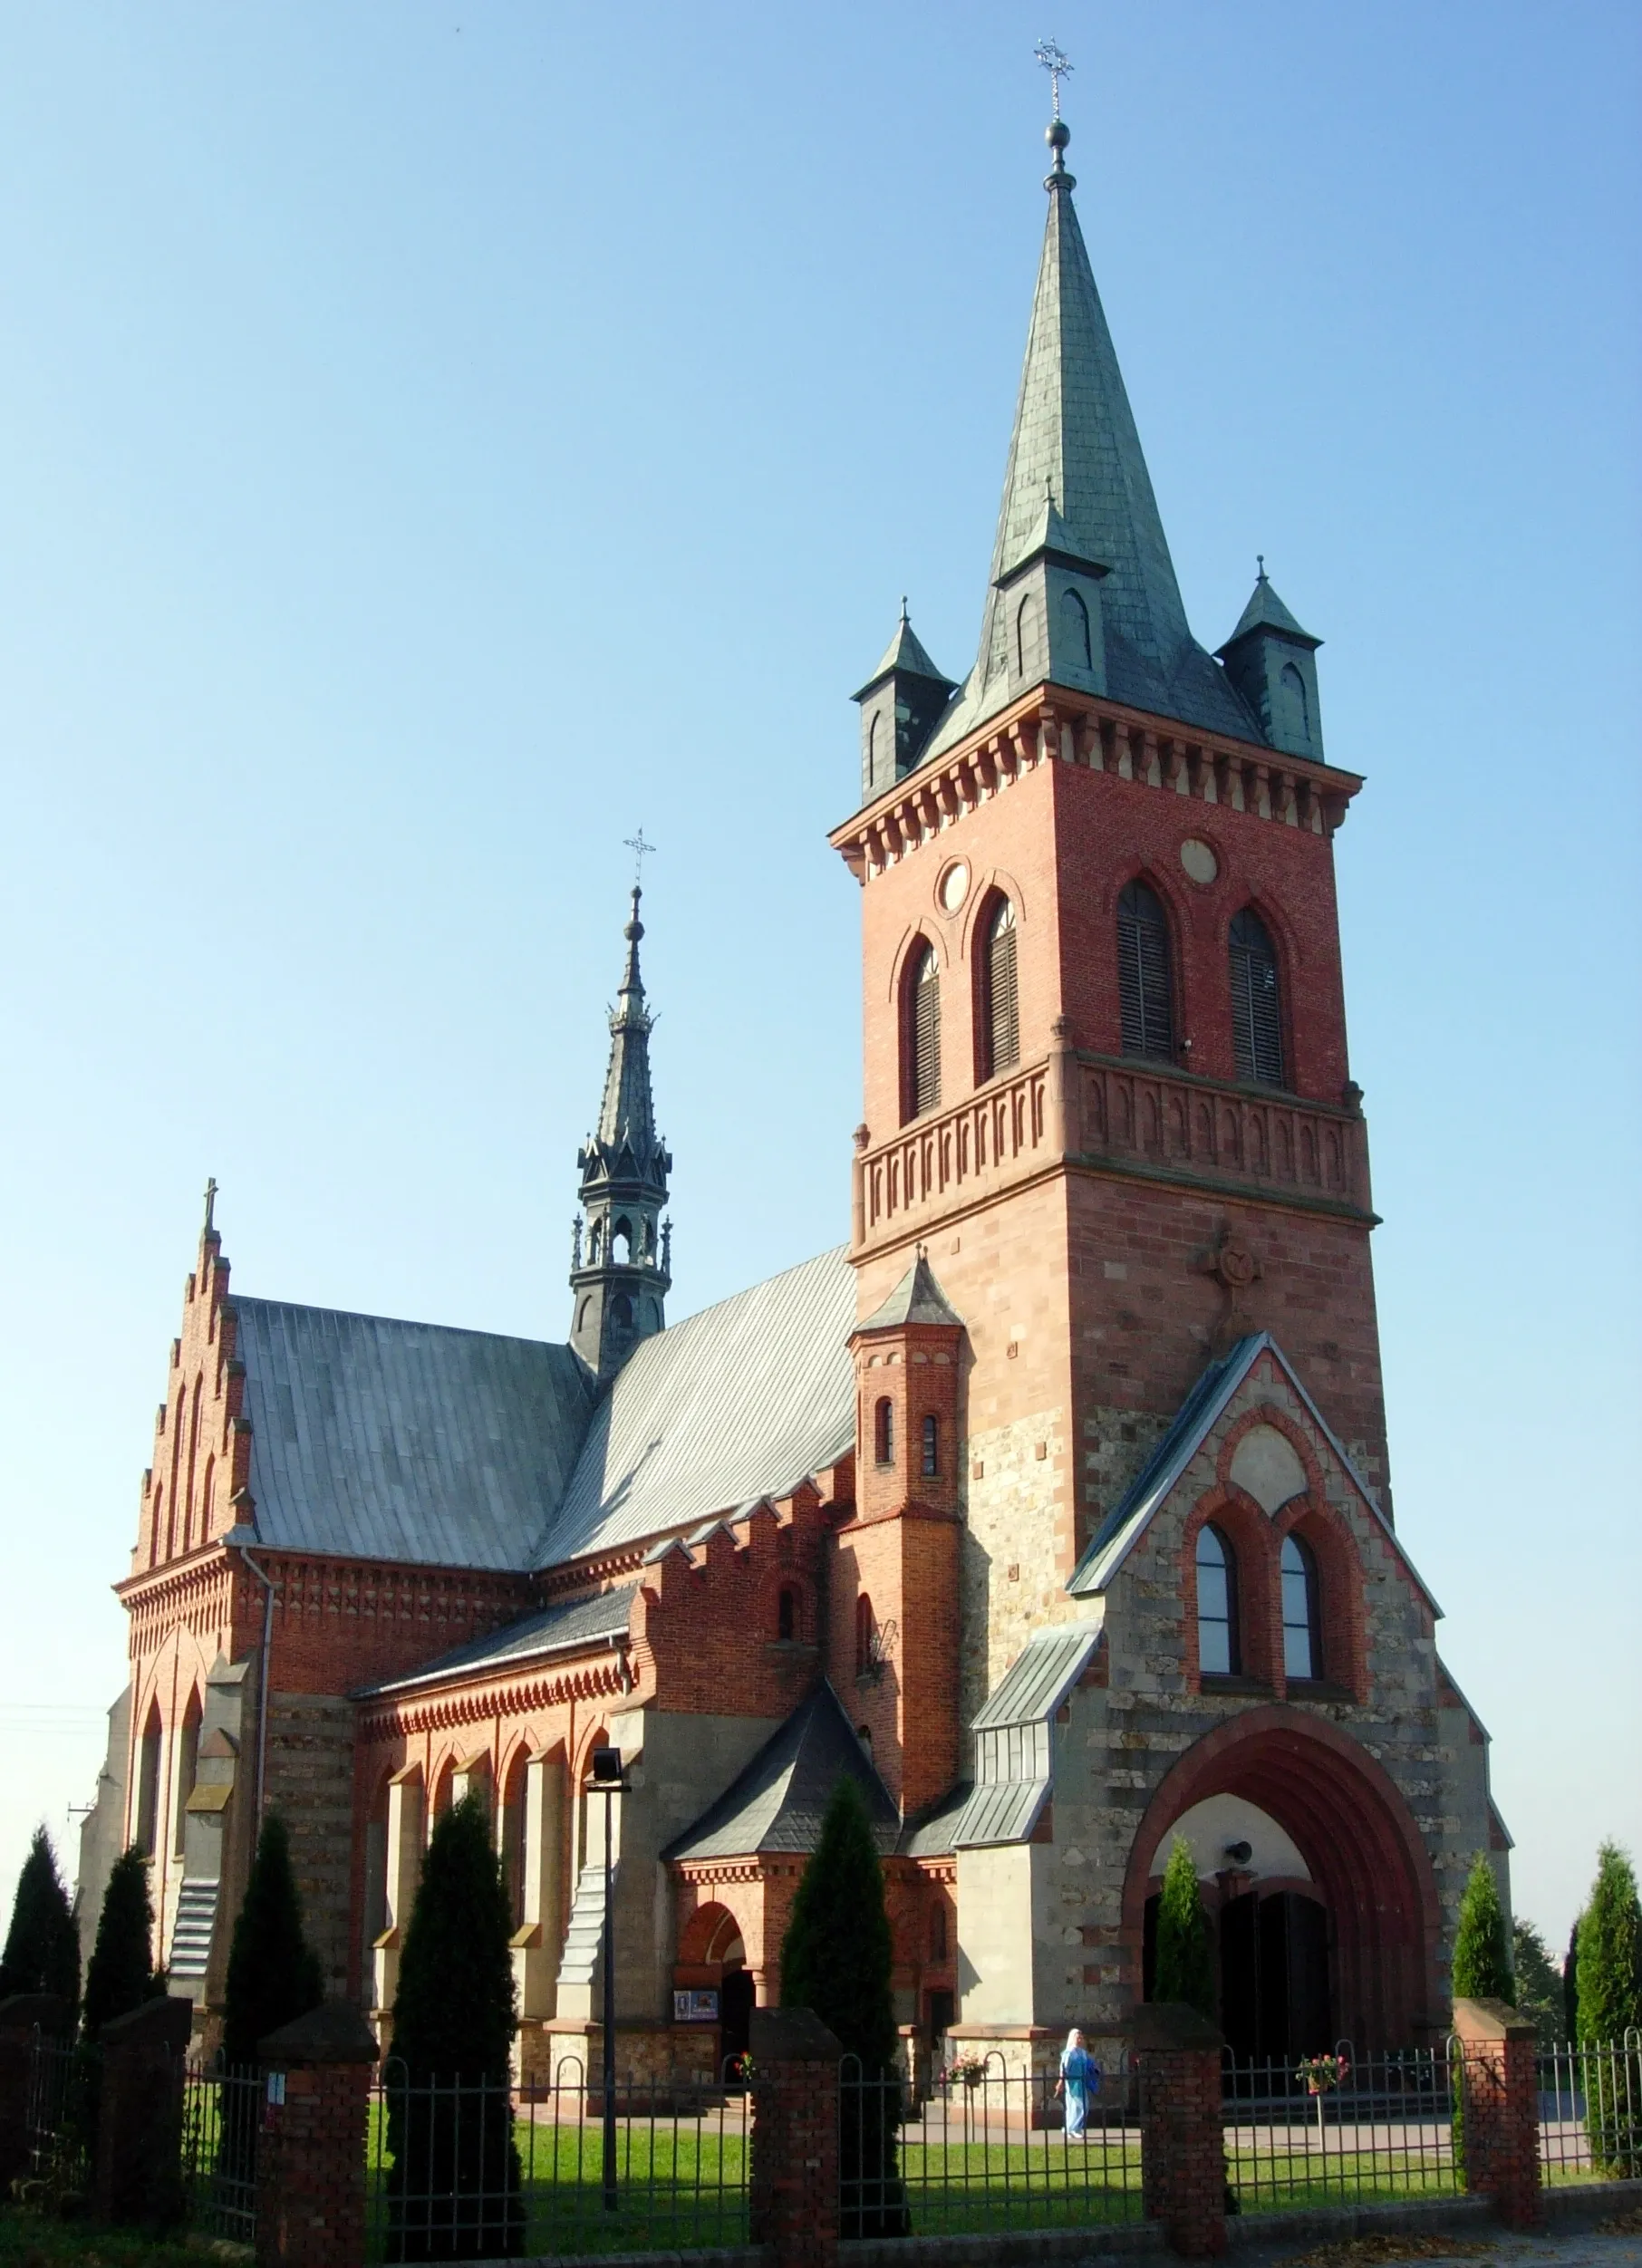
[1116,881,1175,1060]
[1229,907,1284,1086]
[983,898,1019,1079]
[908,943,942,1118]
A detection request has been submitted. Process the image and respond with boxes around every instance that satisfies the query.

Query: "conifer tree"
[0,1826,81,2012]
[82,1847,159,2039]
[223,1813,323,2068]
[1153,1838,1216,2022]
[1574,1842,1641,2176]
[1452,1855,1514,2003]
[780,1776,907,2239]
[387,1795,521,2261]
[1511,1920,1563,2049]
[1564,1917,1581,2043]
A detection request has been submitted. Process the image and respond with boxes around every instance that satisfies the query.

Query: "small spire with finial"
[900,594,909,624]
[1257,554,1268,583]
[1035,38,1075,182]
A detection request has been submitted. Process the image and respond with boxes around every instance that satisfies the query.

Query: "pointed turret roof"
[588,888,664,1178]
[855,1252,963,1333]
[923,118,1259,760]
[1218,563,1321,654]
[854,604,955,702]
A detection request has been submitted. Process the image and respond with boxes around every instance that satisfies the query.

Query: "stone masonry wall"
[266,1693,357,1995]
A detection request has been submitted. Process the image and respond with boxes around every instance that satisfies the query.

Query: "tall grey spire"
[569,888,671,1382]
[921,115,1259,764]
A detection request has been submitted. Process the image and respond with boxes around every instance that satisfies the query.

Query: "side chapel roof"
[662,1682,900,1863]
[357,1584,639,1699]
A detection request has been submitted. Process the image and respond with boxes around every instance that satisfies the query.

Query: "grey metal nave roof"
[358,1584,638,1698]
[235,1298,593,1571]
[533,1248,856,1570]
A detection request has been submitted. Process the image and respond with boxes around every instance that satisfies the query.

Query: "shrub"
[1452,1854,1514,2003]
[781,1776,907,2239]
[1575,1842,1641,2176]
[82,1848,160,2040]
[1154,1838,1216,2022]
[0,1826,81,2012]
[1512,1920,1562,2049]
[219,1812,324,2193]
[387,1794,521,2260]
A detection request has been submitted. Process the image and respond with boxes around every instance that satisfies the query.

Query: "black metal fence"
[22,2031,93,2203]
[1538,2035,1642,2185]
[1222,2044,1463,2212]
[365,2057,749,2261]
[840,2055,1144,2238]
[180,2058,263,2242]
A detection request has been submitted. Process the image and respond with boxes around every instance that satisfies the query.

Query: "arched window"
[172,1689,202,1857]
[778,1587,797,1642]
[1195,1524,1240,1677]
[980,897,1019,1080]
[874,1396,894,1468]
[1281,1533,1322,1681]
[904,943,942,1119]
[135,1702,163,1857]
[199,1454,215,1542]
[931,1902,949,1962]
[1117,881,1175,1060]
[921,1414,940,1478]
[609,1292,633,1329]
[1061,586,1092,670]
[855,1595,876,1678]
[856,1723,874,1759]
[1278,661,1311,748]
[183,1373,203,1552]
[1015,592,1038,677]
[613,1218,633,1262]
[1229,908,1284,1087]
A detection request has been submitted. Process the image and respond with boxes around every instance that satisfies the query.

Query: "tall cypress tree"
[1574,1842,1641,2176]
[0,1826,81,2012]
[780,1776,907,2239]
[387,1795,521,2261]
[1153,1838,1216,2022]
[1452,1855,1514,2003]
[1564,1917,1581,2043]
[223,1813,323,2067]
[82,1848,159,2039]
[1511,1920,1562,2049]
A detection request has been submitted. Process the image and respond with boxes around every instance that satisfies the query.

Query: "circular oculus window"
[1179,838,1219,886]
[937,860,971,914]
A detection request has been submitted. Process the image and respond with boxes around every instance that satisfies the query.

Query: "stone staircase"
[167,1878,220,1980]
[555,1863,613,2000]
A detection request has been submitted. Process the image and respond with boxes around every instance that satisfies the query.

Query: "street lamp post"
[587,1744,628,2213]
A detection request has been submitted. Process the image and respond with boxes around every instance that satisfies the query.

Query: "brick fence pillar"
[0,1993,69,2191]
[749,2007,841,2268]
[93,1994,193,2227]
[1452,1997,1542,2230]
[1134,2003,1228,2259]
[256,2002,380,2268]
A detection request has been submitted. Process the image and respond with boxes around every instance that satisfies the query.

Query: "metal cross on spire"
[1034,37,1073,118]
[203,1175,218,1232]
[623,829,655,892]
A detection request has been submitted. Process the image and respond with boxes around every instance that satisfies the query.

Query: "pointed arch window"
[135,1702,163,1857]
[855,1594,876,1678]
[980,897,1019,1080]
[1230,908,1284,1087]
[1195,1523,1240,1677]
[921,1414,940,1478]
[874,1396,894,1468]
[1278,662,1311,748]
[1281,1534,1322,1681]
[1060,587,1092,670]
[904,943,942,1120]
[1117,881,1175,1060]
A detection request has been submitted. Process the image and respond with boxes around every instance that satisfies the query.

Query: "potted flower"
[1295,2051,1349,2135]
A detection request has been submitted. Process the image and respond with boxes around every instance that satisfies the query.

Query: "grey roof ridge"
[230,1289,575,1354]
[1067,1331,1443,1616]
[353,1583,638,1702]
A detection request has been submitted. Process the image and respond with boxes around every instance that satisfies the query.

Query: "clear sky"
[0,2,1637,1965]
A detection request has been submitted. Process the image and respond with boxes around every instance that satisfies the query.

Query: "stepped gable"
[662,1682,899,1862]
[234,1298,594,1571]
[535,1247,856,1570]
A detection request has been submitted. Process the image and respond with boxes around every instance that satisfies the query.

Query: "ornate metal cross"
[1034,37,1073,117]
[623,829,655,890]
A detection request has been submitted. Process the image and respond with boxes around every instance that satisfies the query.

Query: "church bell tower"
[569,889,672,1383]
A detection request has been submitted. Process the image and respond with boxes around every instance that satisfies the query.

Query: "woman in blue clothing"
[1057,2027,1101,2138]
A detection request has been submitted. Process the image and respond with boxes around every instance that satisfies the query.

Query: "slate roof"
[535,1247,856,1569]
[662,1684,900,1862]
[1218,571,1320,654]
[854,611,954,700]
[234,1298,593,1571]
[1065,1332,1441,1611]
[922,131,1261,765]
[856,1253,963,1332]
[943,1621,1103,1851]
[359,1585,638,1698]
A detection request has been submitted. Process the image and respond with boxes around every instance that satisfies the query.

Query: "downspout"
[227,1507,275,1819]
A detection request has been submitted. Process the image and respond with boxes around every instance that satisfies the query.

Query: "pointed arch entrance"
[1124,1706,1442,2050]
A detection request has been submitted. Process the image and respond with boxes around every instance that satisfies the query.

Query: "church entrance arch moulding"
[1122,1705,1442,2050]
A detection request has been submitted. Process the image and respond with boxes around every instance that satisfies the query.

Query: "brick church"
[80,106,1509,2083]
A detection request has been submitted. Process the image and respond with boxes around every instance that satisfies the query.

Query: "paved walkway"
[1231,2222,1642,2268]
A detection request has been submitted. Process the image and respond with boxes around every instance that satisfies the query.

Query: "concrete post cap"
[98,1995,193,2051]
[259,1999,382,2066]
[0,1993,71,2037]
[1128,2002,1226,2052]
[1450,1997,1540,2042]
[749,2007,844,2062]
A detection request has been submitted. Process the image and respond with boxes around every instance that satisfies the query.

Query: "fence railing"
[365,2056,749,2261]
[180,2058,263,2242]
[841,2055,1144,2238]
[1538,2035,1642,2186]
[1222,2045,1462,2213]
[23,2031,92,2201]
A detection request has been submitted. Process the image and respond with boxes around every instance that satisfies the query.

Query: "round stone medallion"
[938,859,971,914]
[1180,837,1219,886]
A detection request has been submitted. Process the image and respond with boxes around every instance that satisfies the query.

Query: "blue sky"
[0,2,1637,1956]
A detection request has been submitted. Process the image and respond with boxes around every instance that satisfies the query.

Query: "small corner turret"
[1216,561,1325,761]
[852,603,956,804]
[569,888,672,1384]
